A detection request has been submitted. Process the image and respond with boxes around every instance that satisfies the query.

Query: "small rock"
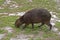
[16,12,25,16]
[0,7,4,9]
[9,14,16,16]
[10,4,19,9]
[10,34,30,40]
[28,0,33,2]
[51,22,55,26]
[52,15,57,18]
[58,32,60,35]
[3,26,14,33]
[58,8,60,10]
[0,13,7,14]
[56,20,60,22]
[51,17,57,23]
[4,0,11,4]
[28,35,34,38]
[51,18,55,21]
[0,34,6,40]
[50,11,53,15]
[10,38,17,40]
[52,27,58,32]
[5,27,13,33]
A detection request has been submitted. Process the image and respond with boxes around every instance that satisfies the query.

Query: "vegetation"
[0,0,60,40]
[0,0,57,13]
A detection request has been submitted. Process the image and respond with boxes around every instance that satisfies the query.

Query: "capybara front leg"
[32,23,34,29]
[23,24,29,29]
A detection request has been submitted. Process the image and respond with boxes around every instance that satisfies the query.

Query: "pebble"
[52,15,57,18]
[16,12,25,16]
[9,14,16,16]
[57,20,60,22]
[52,27,58,32]
[10,34,29,40]
[0,34,6,40]
[51,22,55,26]
[3,26,14,33]
[58,32,60,35]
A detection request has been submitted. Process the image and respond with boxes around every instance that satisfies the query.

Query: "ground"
[0,0,60,40]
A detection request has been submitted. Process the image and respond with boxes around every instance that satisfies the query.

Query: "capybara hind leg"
[49,23,52,30]
[38,23,44,28]
[46,23,52,30]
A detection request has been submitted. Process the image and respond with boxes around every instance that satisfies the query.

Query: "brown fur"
[15,8,52,30]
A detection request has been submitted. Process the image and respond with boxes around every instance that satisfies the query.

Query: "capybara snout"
[15,17,24,28]
[15,8,52,30]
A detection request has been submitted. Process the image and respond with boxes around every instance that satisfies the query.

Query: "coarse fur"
[15,8,52,30]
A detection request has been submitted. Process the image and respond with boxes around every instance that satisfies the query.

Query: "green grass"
[0,0,57,13]
[0,16,59,40]
[0,29,7,34]
[43,31,57,38]
[0,16,21,40]
[35,37,41,40]
[29,37,41,40]
[0,16,22,35]
[0,0,60,40]
[55,22,60,31]
[2,33,12,40]
[0,0,5,5]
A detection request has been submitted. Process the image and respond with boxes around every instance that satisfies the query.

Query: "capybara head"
[15,16,24,28]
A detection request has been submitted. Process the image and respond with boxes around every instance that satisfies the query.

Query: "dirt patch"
[10,31,44,40]
[0,33,6,40]
[10,34,30,40]
[2,26,14,33]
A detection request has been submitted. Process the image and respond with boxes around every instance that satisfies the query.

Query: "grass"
[35,37,41,40]
[0,0,5,5]
[2,33,12,40]
[43,31,57,38]
[0,0,60,40]
[0,16,59,40]
[0,29,7,34]
[0,16,21,40]
[0,0,57,13]
[29,37,41,40]
[55,22,60,31]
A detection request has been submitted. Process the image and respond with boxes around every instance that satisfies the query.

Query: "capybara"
[15,8,52,30]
